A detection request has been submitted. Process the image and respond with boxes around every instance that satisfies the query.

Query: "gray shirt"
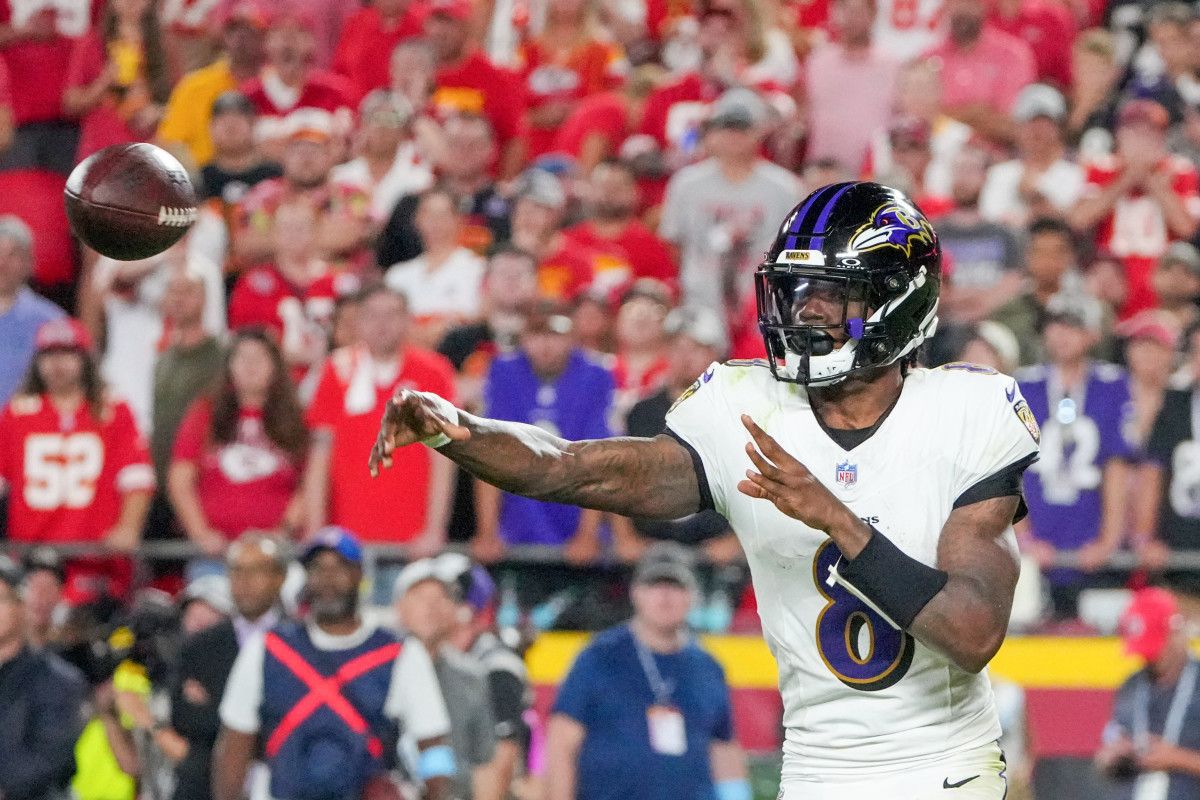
[658,158,803,324]
[435,645,497,800]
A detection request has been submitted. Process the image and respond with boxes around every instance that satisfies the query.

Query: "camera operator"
[1096,588,1200,799]
[0,556,89,800]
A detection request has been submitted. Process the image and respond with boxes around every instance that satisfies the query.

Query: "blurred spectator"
[987,0,1075,89]
[621,306,740,562]
[922,0,1035,144]
[545,543,747,800]
[196,91,279,205]
[517,0,627,161]
[871,0,943,61]
[563,159,678,293]
[1017,292,1134,618]
[332,0,426,104]
[158,0,228,73]
[1065,29,1122,152]
[552,64,665,176]
[955,319,1021,376]
[169,329,309,555]
[394,559,497,800]
[803,0,897,179]
[180,572,233,634]
[155,4,266,170]
[170,534,288,800]
[63,0,172,162]
[426,0,526,179]
[610,281,672,426]
[0,215,64,406]
[94,246,225,433]
[233,109,372,272]
[438,553,531,800]
[1087,252,1131,325]
[1070,99,1200,320]
[979,84,1085,228]
[388,38,438,123]
[513,170,596,304]
[1152,242,1200,334]
[229,200,359,377]
[0,556,88,800]
[329,290,362,350]
[385,186,487,348]
[661,0,799,89]
[1123,4,1196,127]
[20,546,65,647]
[864,59,972,200]
[870,115,954,218]
[332,90,434,226]
[149,262,225,525]
[991,216,1079,366]
[1135,328,1200,586]
[658,88,802,342]
[305,287,457,550]
[377,113,511,267]
[239,8,353,154]
[0,318,153,602]
[571,287,615,354]
[1119,311,1180,449]
[0,0,92,175]
[213,528,454,800]
[1096,588,1200,797]
[473,302,613,564]
[937,144,1025,325]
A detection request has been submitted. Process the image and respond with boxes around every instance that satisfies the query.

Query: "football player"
[369,182,1040,799]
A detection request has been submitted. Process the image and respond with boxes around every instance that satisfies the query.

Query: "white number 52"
[24,433,104,510]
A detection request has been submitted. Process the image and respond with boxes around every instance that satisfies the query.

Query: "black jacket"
[170,620,240,800]
[0,645,88,800]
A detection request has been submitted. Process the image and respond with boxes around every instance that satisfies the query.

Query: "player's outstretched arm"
[368,390,703,520]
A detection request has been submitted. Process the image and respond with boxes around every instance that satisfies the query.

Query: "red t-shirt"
[536,240,602,302]
[229,264,360,344]
[432,51,525,148]
[563,221,678,290]
[988,0,1075,90]
[331,5,427,104]
[639,72,719,151]
[172,400,303,540]
[517,38,625,158]
[66,31,153,161]
[1081,154,1200,318]
[0,0,98,125]
[240,71,354,137]
[306,344,457,542]
[551,91,627,160]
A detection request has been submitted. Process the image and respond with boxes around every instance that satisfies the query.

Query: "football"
[64,143,198,261]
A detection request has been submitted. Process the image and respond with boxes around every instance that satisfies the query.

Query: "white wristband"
[417,392,461,450]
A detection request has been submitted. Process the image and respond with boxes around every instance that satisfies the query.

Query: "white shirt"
[384,248,486,321]
[331,143,434,223]
[979,158,1086,228]
[220,620,452,744]
[665,361,1039,779]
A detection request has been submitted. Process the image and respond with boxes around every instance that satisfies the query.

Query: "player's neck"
[631,618,686,653]
[807,366,904,431]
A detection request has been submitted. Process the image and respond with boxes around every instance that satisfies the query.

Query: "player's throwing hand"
[368,390,471,477]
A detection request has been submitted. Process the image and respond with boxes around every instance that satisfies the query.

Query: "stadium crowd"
[4,0,1200,793]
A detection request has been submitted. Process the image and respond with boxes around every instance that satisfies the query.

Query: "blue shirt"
[0,288,63,405]
[483,349,614,545]
[1018,362,1134,558]
[553,625,734,800]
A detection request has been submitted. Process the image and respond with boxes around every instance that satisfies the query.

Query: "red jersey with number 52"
[0,393,155,542]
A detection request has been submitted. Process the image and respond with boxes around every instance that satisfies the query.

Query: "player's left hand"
[1138,736,1184,773]
[737,415,869,553]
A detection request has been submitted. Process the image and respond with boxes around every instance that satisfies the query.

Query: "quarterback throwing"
[370,182,1041,799]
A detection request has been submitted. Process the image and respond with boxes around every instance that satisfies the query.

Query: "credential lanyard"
[1133,657,1199,748]
[633,629,677,707]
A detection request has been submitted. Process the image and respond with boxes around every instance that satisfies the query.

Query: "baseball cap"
[1045,291,1104,333]
[1116,309,1181,349]
[1013,84,1067,123]
[514,169,566,209]
[392,558,443,600]
[1118,98,1169,130]
[0,556,22,593]
[435,552,496,611]
[1120,587,1181,661]
[220,1,268,31]
[35,317,94,354]
[664,305,728,352]
[300,526,364,566]
[632,542,698,594]
[428,0,472,20]
[211,90,256,118]
[180,574,234,616]
[707,88,768,129]
[282,107,335,144]
[889,114,932,147]
[1160,241,1200,275]
[22,546,65,584]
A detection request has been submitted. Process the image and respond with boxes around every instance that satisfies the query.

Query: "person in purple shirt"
[472,302,614,564]
[1017,292,1135,618]
[0,216,64,405]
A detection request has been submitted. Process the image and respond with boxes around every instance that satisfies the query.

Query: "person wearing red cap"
[331,0,427,105]
[1118,310,1181,449]
[1070,98,1200,319]
[0,317,154,603]
[1096,588,1200,797]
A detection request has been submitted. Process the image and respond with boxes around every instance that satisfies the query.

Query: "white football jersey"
[664,360,1040,780]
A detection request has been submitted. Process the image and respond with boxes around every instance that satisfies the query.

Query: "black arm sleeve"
[953,452,1039,523]
[664,429,715,512]
[486,671,528,742]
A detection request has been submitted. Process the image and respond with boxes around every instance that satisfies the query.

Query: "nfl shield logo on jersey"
[835,461,857,487]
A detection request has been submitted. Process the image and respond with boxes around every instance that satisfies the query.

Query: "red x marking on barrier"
[264,632,402,759]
